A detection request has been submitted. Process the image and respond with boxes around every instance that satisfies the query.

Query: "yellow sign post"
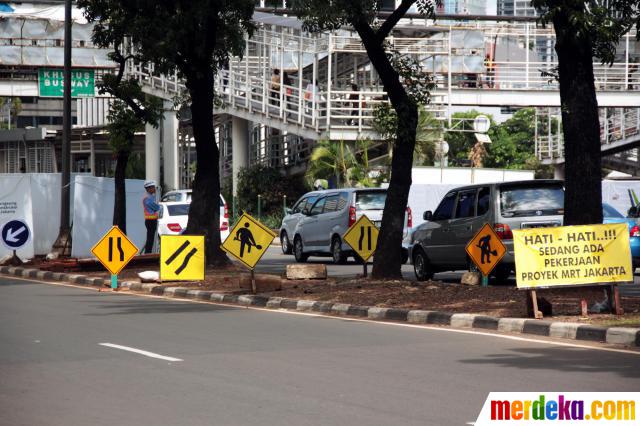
[343,215,379,277]
[160,235,205,281]
[221,213,275,292]
[513,223,632,289]
[91,226,138,290]
[465,223,507,285]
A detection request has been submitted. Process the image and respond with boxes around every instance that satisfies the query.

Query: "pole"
[481,274,488,287]
[111,274,118,291]
[283,195,287,214]
[52,0,72,256]
[250,269,256,294]
[362,258,367,278]
[257,194,262,219]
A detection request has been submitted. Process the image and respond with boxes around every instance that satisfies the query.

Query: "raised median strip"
[3,266,639,348]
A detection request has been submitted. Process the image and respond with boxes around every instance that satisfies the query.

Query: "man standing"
[142,180,160,254]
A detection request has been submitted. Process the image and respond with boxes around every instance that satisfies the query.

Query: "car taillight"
[167,223,182,233]
[494,223,513,240]
[406,206,413,228]
[348,205,357,227]
[631,225,640,237]
[224,203,229,219]
[220,221,229,232]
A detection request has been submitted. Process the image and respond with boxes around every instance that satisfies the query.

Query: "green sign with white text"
[38,68,95,98]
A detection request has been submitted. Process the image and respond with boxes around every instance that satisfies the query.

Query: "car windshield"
[356,191,387,210]
[167,204,190,216]
[499,185,564,217]
[603,204,624,218]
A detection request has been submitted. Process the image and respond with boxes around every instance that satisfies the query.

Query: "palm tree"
[306,139,356,188]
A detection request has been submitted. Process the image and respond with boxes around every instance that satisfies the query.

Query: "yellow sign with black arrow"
[91,226,138,276]
[343,215,379,262]
[221,213,275,269]
[160,235,205,281]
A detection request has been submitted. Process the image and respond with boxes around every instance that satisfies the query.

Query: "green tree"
[80,0,255,265]
[306,140,356,188]
[291,0,440,279]
[483,108,536,169]
[531,0,640,225]
[0,97,22,129]
[445,110,498,166]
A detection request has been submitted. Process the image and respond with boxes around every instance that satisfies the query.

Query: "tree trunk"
[184,68,229,267]
[113,149,129,234]
[552,10,603,225]
[354,22,418,279]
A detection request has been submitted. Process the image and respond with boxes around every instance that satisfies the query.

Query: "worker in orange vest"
[142,180,160,254]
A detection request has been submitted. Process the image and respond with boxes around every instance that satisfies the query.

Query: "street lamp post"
[52,0,72,256]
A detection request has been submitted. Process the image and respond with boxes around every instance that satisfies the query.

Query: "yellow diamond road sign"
[160,235,205,281]
[221,213,275,269]
[91,226,138,275]
[343,215,379,262]
[465,223,507,276]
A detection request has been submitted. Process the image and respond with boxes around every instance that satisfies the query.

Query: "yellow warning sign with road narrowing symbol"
[91,226,139,275]
[160,235,205,281]
[343,215,379,262]
[465,223,507,276]
[221,213,275,269]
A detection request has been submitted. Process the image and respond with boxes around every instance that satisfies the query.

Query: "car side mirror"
[302,208,310,216]
[285,208,293,215]
[423,211,433,221]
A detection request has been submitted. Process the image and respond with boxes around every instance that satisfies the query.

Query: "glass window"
[477,187,491,216]
[356,191,387,210]
[300,195,317,213]
[162,194,178,202]
[309,197,326,215]
[499,184,564,217]
[455,190,476,218]
[323,195,339,212]
[433,192,456,221]
[337,192,349,210]
[167,204,190,216]
[292,197,307,213]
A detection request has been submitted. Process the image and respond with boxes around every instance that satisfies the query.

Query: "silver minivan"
[409,180,564,282]
[281,188,412,263]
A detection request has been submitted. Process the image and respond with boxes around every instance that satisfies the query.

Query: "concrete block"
[331,303,351,316]
[25,269,39,278]
[239,274,283,292]
[385,308,409,321]
[119,281,136,289]
[498,318,527,333]
[286,264,327,280]
[222,294,238,303]
[312,302,334,313]
[129,282,143,291]
[67,274,86,284]
[549,322,580,339]
[522,320,553,336]
[280,299,299,310]
[347,305,369,317]
[266,297,283,309]
[426,311,453,325]
[576,325,607,342]
[297,300,318,311]
[36,271,53,280]
[238,295,256,306]
[605,327,640,346]
[162,287,181,296]
[50,272,65,281]
[472,315,499,330]
[210,293,225,302]
[368,307,389,320]
[0,266,10,273]
[460,271,480,286]
[141,283,160,292]
[451,313,476,328]
[407,310,433,324]
[186,290,206,299]
[195,291,213,301]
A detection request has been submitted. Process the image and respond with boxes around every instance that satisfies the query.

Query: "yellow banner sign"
[513,223,633,289]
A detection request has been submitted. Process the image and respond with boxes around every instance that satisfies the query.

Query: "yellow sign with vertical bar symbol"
[343,215,379,262]
[160,235,205,281]
[221,213,275,269]
[91,226,138,275]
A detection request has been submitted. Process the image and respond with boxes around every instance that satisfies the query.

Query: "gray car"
[282,188,411,264]
[409,180,565,282]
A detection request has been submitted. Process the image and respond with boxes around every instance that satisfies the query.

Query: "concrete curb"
[4,266,640,348]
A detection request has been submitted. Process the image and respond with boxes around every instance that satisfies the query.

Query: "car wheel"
[413,248,434,281]
[492,264,512,285]
[281,231,292,255]
[331,236,348,264]
[293,236,308,263]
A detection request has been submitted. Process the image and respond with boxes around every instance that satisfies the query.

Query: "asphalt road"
[2,277,639,426]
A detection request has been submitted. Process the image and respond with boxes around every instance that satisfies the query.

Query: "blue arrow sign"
[2,220,30,250]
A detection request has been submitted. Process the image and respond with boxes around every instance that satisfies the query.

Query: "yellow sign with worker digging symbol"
[221,213,275,269]
[343,215,379,262]
[91,226,138,275]
[465,223,507,276]
[160,235,205,281]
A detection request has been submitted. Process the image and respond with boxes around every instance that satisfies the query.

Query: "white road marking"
[99,343,183,362]
[11,275,640,356]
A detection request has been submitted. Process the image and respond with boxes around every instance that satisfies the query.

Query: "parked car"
[159,190,229,241]
[282,188,412,264]
[409,180,565,282]
[603,203,640,267]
